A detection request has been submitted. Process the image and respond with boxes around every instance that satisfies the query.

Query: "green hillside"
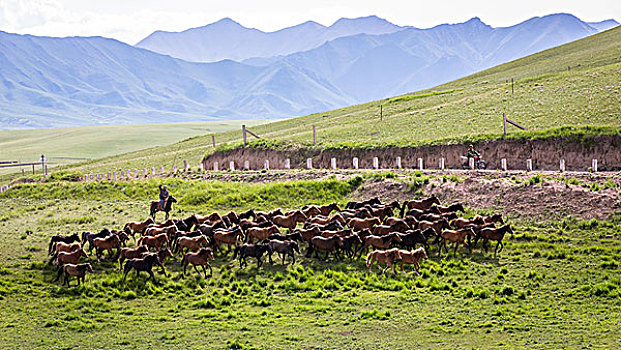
[39,26,621,174]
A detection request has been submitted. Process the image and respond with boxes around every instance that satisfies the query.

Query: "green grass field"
[0,120,269,177]
[0,177,620,349]
[29,26,619,176]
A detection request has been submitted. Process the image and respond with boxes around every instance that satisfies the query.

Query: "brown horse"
[212,227,244,254]
[272,210,308,230]
[195,212,223,226]
[366,248,402,274]
[49,242,82,264]
[176,235,209,256]
[48,233,80,255]
[373,221,410,235]
[93,235,121,261]
[483,214,504,225]
[307,236,344,260]
[301,205,321,217]
[56,248,89,269]
[397,248,428,274]
[477,224,513,256]
[119,245,149,269]
[55,263,93,286]
[440,227,475,255]
[347,217,381,231]
[182,248,215,278]
[433,203,465,213]
[293,227,322,242]
[385,216,418,230]
[137,233,169,251]
[400,196,441,216]
[149,195,177,220]
[360,233,403,255]
[418,218,451,235]
[144,225,178,240]
[450,216,485,229]
[151,248,174,266]
[222,211,240,227]
[123,217,155,239]
[321,228,354,238]
[246,225,280,243]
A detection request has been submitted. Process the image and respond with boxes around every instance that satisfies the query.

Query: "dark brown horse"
[119,245,149,269]
[56,248,89,269]
[48,233,80,255]
[400,196,441,216]
[122,254,166,283]
[93,234,121,261]
[233,243,273,268]
[149,195,177,220]
[266,240,300,265]
[476,224,513,256]
[306,236,344,260]
[272,210,307,231]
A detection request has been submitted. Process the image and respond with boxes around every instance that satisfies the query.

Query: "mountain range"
[0,14,618,129]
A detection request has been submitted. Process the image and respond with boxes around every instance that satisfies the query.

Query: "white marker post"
[284,159,291,169]
[592,159,598,172]
[230,161,235,171]
[501,159,507,171]
[353,157,359,169]
[244,161,250,170]
[306,158,313,169]
[264,160,269,170]
[331,158,337,170]
[526,159,533,172]
[372,157,379,169]
[439,158,445,170]
[417,158,423,171]
[213,162,218,171]
[396,157,402,169]
[560,159,565,172]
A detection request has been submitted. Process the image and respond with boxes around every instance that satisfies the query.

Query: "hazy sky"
[1,0,619,44]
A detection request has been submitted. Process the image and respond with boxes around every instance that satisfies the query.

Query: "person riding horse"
[159,185,169,211]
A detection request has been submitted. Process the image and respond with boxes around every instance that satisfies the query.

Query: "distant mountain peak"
[330,15,399,28]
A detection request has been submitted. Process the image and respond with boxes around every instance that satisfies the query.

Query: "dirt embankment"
[203,136,621,172]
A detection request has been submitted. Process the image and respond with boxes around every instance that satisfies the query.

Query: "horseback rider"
[158,184,169,211]
[467,144,480,161]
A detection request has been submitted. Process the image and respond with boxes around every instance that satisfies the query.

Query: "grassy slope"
[50,26,621,175]
[0,120,268,176]
[0,178,620,349]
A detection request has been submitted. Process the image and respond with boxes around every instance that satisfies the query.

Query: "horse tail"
[365,251,374,266]
[400,201,407,218]
[48,238,55,255]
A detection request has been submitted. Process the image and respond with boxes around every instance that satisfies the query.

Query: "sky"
[1,0,619,44]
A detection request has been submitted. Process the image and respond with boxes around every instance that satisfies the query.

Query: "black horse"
[150,195,177,220]
[122,254,166,283]
[232,243,273,268]
[48,233,81,255]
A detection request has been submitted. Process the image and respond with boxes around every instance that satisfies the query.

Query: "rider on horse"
[159,184,169,211]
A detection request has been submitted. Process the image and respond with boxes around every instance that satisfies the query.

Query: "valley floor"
[0,175,620,349]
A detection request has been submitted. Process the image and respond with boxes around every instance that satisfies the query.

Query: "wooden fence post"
[395,157,402,169]
[242,125,247,146]
[353,157,359,169]
[501,159,507,171]
[284,159,290,169]
[526,159,533,172]
[331,158,337,170]
[212,135,216,148]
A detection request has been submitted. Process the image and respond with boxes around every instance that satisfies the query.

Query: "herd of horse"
[47,195,511,286]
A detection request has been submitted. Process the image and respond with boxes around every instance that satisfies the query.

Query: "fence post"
[395,157,402,169]
[417,158,423,170]
[120,170,125,178]
[32,164,35,174]
[108,172,112,180]
[113,171,117,181]
[90,174,94,182]
[439,158,445,170]
[559,159,565,172]
[331,158,337,170]
[230,161,235,171]
[353,157,359,169]
[244,161,250,170]
[526,159,533,172]
[264,160,270,170]
[183,160,188,171]
[151,167,155,175]
[592,159,598,172]
[242,125,247,146]
[213,162,219,171]
[306,158,313,169]
[212,135,216,148]
[372,157,379,169]
[173,165,178,173]
[501,158,507,171]
[143,168,147,177]
[284,159,291,169]
[469,158,475,170]
[160,166,164,174]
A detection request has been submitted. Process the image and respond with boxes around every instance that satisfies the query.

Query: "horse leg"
[54,267,63,282]
[193,265,201,276]
[147,269,156,282]
[453,242,458,256]
[119,257,124,270]
[201,265,208,279]
[207,264,213,277]
[64,274,70,287]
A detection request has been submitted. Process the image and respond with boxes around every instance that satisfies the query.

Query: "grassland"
[0,177,620,349]
[0,120,269,177]
[19,26,615,177]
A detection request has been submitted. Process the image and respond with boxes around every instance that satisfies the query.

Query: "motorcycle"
[461,155,487,170]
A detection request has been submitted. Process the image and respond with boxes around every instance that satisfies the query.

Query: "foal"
[55,263,93,286]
